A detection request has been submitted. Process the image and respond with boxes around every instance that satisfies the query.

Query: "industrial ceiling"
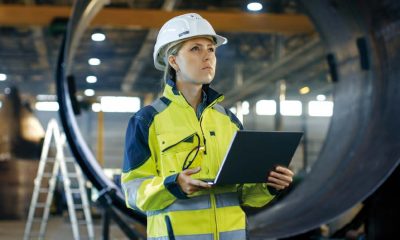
[0,0,332,108]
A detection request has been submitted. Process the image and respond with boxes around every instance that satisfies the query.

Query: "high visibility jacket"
[121,80,275,240]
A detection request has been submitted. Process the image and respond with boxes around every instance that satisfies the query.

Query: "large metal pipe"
[56,0,146,224]
[56,0,400,237]
[248,0,400,237]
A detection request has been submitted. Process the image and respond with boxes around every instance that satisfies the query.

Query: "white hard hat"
[153,13,227,71]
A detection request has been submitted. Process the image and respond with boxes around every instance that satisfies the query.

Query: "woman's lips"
[202,66,213,70]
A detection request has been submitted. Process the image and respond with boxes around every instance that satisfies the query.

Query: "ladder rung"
[36,203,48,208]
[78,237,92,240]
[39,188,49,193]
[46,157,56,162]
[74,204,84,209]
[28,233,45,238]
[65,157,75,162]
[70,189,81,194]
[77,220,88,225]
[42,173,53,177]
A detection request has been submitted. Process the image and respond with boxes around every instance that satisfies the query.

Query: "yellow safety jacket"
[121,80,276,240]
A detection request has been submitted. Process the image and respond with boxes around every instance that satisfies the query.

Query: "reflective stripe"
[147,194,211,216]
[213,104,226,115]
[215,192,240,208]
[175,234,213,240]
[148,236,169,240]
[121,176,153,210]
[149,229,246,240]
[151,98,169,113]
[220,229,247,240]
[149,233,213,240]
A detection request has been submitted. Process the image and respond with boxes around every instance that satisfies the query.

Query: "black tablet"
[206,131,303,185]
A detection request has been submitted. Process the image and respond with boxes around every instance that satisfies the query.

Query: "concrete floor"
[0,216,139,240]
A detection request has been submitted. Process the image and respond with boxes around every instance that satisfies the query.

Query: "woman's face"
[170,37,217,85]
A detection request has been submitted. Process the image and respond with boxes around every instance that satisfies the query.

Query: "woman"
[121,13,294,240]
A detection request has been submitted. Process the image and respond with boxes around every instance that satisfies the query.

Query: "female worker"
[121,13,294,240]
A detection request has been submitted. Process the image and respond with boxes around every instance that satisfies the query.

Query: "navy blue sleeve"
[122,107,156,173]
[164,174,189,199]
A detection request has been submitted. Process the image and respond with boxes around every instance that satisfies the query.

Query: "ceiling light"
[88,58,101,66]
[0,73,7,81]
[86,75,97,83]
[92,103,101,112]
[35,101,59,111]
[247,2,263,11]
[317,94,326,101]
[100,96,140,113]
[84,89,95,96]
[299,86,310,95]
[91,33,106,42]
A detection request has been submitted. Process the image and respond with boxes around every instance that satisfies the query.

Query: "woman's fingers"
[275,166,294,176]
[177,168,211,194]
[266,166,294,190]
[183,167,201,175]
[268,175,290,187]
[269,171,293,184]
[184,180,211,194]
[191,179,211,189]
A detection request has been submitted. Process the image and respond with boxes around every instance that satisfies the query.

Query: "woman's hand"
[177,167,212,195]
[267,166,294,191]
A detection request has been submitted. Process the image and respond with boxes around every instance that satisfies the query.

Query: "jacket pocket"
[158,132,199,176]
[161,132,196,153]
[164,215,175,240]
[159,132,197,153]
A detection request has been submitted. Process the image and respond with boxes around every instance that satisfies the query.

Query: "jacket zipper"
[201,100,221,239]
[199,96,223,155]
[199,115,207,155]
[210,192,219,240]
[165,215,175,240]
[162,133,196,153]
[198,98,219,171]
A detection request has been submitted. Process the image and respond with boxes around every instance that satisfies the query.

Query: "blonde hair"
[161,40,185,85]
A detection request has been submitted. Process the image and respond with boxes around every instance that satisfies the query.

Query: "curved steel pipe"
[56,0,400,237]
[56,0,146,223]
[248,0,400,237]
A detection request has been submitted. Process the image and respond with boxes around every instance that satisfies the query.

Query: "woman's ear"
[168,55,179,72]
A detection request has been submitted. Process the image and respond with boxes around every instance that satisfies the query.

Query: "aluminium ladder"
[23,119,94,240]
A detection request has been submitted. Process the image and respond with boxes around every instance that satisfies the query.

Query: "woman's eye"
[208,47,215,52]
[191,46,200,51]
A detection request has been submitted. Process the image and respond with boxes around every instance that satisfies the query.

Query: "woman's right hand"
[177,167,212,195]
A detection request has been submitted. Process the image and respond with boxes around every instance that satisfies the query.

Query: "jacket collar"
[163,79,224,108]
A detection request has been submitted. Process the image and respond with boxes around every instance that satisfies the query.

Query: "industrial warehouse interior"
[0,0,399,239]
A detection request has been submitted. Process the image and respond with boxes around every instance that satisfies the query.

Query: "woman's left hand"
[266,166,294,191]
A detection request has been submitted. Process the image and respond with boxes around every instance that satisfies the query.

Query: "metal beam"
[222,38,326,106]
[24,0,51,92]
[0,5,314,34]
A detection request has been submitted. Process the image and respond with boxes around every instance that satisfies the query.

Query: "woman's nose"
[203,51,211,61]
